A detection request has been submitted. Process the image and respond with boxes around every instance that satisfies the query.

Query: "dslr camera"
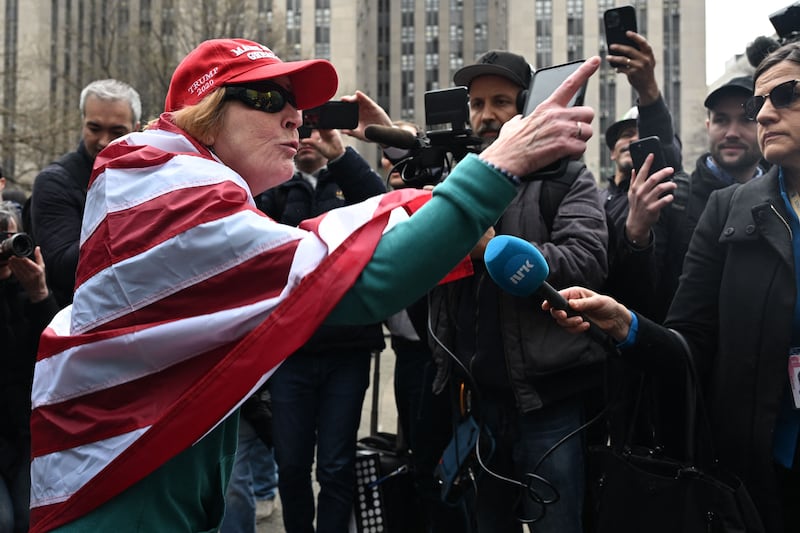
[0,232,34,260]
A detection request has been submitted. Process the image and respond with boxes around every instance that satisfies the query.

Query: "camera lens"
[606,11,620,27]
[0,233,34,260]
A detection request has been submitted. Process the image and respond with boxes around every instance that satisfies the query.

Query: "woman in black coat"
[545,41,800,533]
[0,203,58,533]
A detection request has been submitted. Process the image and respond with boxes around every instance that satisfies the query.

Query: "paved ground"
[256,345,399,532]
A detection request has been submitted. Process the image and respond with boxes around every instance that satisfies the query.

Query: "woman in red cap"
[28,39,600,532]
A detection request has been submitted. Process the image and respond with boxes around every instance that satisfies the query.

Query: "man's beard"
[475,120,503,150]
[712,144,761,175]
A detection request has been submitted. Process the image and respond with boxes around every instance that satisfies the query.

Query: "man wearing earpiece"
[427,50,608,532]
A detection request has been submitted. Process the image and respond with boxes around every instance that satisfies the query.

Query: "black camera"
[374,86,482,188]
[747,2,800,67]
[771,2,800,44]
[0,232,34,260]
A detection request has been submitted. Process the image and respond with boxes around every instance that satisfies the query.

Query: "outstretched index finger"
[545,56,601,107]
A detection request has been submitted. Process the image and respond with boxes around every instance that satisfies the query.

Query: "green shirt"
[53,154,516,532]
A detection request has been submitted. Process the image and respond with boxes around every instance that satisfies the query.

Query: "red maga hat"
[165,38,338,112]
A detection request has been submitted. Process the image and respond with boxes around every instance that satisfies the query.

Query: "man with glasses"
[30,79,141,308]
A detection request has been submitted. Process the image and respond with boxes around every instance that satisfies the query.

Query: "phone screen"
[522,60,586,117]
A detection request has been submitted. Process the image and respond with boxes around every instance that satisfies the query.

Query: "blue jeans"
[268,349,371,533]
[251,438,278,501]
[219,418,278,533]
[475,394,584,533]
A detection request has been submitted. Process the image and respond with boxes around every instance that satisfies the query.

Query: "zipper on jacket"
[770,204,793,238]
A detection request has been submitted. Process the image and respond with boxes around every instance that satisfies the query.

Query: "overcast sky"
[705,0,794,84]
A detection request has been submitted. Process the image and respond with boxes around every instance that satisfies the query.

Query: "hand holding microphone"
[484,235,619,345]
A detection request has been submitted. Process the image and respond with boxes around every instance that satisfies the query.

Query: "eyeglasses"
[224,83,297,113]
[743,79,800,120]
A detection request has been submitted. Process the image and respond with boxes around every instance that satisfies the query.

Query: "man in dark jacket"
[0,203,59,533]
[601,30,682,317]
[255,126,387,533]
[651,74,766,321]
[428,50,608,532]
[30,79,141,308]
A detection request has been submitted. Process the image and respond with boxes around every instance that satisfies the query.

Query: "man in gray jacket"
[428,50,608,533]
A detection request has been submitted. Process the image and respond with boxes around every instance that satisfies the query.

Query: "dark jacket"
[0,278,58,479]
[430,165,608,412]
[632,166,789,532]
[650,153,768,321]
[603,95,682,315]
[30,142,93,308]
[256,146,387,352]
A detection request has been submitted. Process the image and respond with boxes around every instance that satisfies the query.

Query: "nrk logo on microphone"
[509,259,538,285]
[484,235,549,298]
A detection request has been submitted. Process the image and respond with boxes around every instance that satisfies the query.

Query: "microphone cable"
[425,276,565,526]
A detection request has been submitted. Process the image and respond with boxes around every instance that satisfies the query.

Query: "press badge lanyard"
[774,169,800,468]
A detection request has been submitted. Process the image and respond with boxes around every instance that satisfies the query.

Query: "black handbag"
[586,329,765,533]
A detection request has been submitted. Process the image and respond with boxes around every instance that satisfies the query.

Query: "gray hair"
[79,79,142,126]
[0,202,22,231]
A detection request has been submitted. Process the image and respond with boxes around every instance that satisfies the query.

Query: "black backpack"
[539,160,586,233]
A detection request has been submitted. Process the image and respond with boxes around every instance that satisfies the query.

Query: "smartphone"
[629,136,668,174]
[522,59,587,117]
[522,60,587,180]
[302,101,359,129]
[603,5,639,58]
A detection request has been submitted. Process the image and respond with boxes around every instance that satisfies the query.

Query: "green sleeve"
[326,154,517,325]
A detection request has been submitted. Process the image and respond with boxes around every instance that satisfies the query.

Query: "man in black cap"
[601,29,683,316]
[646,74,766,321]
[453,50,533,149]
[429,50,608,533]
[701,75,764,184]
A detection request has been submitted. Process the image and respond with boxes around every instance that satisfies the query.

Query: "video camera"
[747,2,800,67]
[365,86,483,188]
[368,58,588,187]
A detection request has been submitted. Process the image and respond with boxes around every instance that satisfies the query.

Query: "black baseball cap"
[704,76,754,109]
[604,107,639,150]
[453,50,532,89]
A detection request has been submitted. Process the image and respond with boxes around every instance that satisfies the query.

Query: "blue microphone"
[484,235,609,345]
[484,234,572,312]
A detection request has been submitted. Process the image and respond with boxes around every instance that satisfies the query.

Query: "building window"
[566,0,583,60]
[535,0,553,67]
[663,0,681,134]
[474,0,488,55]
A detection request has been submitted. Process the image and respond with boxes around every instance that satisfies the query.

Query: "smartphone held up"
[603,5,638,68]
[629,136,668,175]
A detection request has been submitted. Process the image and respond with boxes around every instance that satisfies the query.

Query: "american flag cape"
[28,120,470,532]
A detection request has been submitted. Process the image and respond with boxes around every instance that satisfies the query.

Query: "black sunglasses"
[743,79,800,120]
[224,83,297,113]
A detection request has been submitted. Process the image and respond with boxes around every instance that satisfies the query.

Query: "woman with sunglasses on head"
[27,39,600,533]
[545,40,800,533]
[0,204,58,533]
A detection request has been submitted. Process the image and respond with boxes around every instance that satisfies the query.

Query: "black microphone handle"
[364,125,420,150]
[535,282,612,348]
